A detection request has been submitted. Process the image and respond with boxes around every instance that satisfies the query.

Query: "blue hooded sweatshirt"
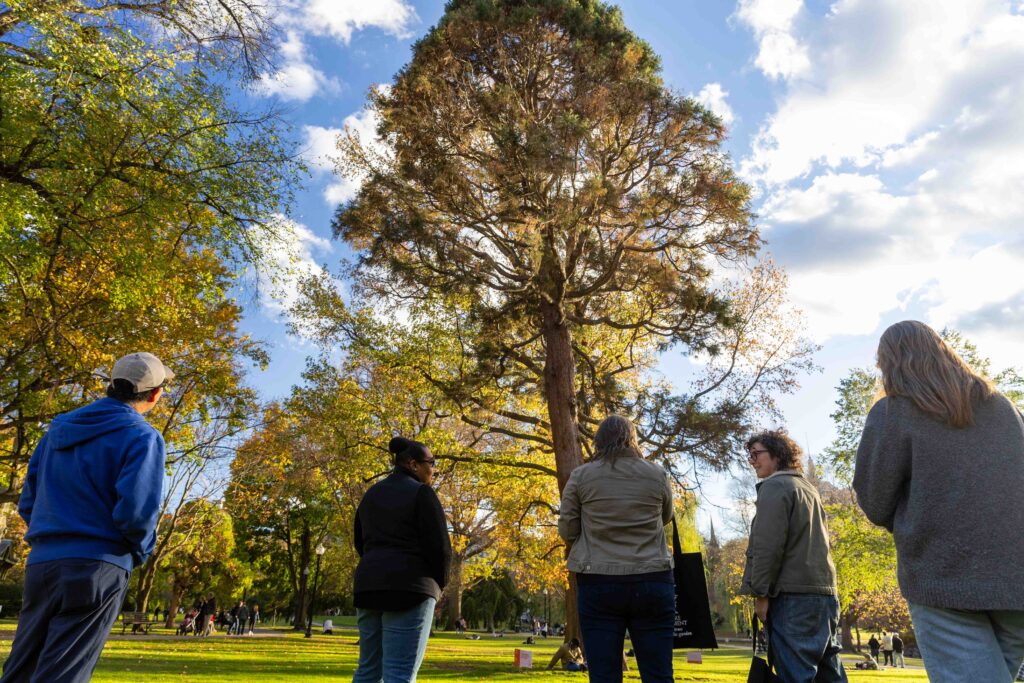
[19,397,166,572]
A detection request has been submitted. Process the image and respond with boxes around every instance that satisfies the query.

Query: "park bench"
[120,611,159,635]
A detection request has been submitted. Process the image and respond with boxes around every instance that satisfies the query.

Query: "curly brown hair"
[744,430,804,473]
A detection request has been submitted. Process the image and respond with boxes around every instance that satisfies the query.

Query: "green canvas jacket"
[741,470,837,598]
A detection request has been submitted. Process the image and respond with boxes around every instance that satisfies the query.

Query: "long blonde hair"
[876,320,995,428]
[593,414,642,460]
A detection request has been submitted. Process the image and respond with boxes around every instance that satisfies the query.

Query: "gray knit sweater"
[854,394,1024,611]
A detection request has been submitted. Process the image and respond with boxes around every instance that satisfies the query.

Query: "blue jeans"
[352,597,436,683]
[577,580,674,683]
[909,602,1024,683]
[1,559,130,683]
[766,593,847,683]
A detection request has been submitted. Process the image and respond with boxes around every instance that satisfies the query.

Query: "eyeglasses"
[418,458,437,468]
[747,449,770,462]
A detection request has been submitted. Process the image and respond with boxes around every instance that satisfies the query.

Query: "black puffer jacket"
[353,468,451,609]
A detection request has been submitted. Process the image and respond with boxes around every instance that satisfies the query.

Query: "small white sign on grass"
[514,649,533,668]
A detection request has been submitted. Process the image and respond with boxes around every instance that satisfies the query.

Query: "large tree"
[332,0,812,498]
[227,405,337,630]
[153,498,249,628]
[279,329,566,631]
[0,0,299,501]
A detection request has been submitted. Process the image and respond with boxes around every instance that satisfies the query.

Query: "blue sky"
[234,0,1024,536]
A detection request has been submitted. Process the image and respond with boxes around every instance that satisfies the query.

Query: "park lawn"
[0,628,929,682]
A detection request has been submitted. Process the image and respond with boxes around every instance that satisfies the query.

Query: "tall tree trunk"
[541,299,585,644]
[293,522,311,629]
[135,555,157,613]
[164,583,182,629]
[540,301,584,491]
[841,606,857,650]
[445,555,465,630]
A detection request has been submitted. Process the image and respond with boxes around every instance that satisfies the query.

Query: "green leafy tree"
[824,499,898,649]
[226,405,338,630]
[282,322,566,631]
[461,572,524,632]
[133,387,261,612]
[821,369,878,485]
[0,0,299,501]
[152,498,248,628]
[708,536,750,634]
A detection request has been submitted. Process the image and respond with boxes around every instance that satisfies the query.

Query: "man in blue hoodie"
[1,352,172,683]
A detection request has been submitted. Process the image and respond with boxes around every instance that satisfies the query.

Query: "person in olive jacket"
[352,437,451,683]
[558,414,675,683]
[741,430,847,683]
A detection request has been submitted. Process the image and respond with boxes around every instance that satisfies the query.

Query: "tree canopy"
[0,0,301,502]
[328,0,814,497]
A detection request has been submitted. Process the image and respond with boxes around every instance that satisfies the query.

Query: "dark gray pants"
[1,559,130,683]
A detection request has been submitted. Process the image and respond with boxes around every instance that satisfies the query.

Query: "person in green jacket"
[741,430,847,683]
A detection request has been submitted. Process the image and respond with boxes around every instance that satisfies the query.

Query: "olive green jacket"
[558,451,673,575]
[741,470,837,598]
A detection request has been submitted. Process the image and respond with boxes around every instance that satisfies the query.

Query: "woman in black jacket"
[352,437,451,683]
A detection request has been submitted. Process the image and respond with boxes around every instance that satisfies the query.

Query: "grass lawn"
[0,625,929,682]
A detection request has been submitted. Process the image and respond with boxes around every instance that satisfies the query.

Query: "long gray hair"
[593,414,642,460]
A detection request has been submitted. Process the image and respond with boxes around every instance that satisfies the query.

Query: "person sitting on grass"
[547,638,587,672]
[854,654,879,671]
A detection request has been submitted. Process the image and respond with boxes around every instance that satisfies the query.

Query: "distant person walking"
[740,430,847,683]
[235,602,249,636]
[229,602,240,635]
[868,634,880,663]
[351,437,451,683]
[248,604,259,635]
[855,320,1024,683]
[196,593,216,637]
[0,352,171,683]
[881,631,894,666]
[558,414,675,683]
[892,633,904,669]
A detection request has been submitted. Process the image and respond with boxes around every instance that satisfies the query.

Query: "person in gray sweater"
[854,320,1024,683]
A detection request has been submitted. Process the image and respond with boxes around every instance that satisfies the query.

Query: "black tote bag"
[671,518,718,649]
[747,615,779,683]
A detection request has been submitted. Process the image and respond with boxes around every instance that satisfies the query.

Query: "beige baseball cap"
[110,352,175,393]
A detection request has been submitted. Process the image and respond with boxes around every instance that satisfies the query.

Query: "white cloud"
[324,178,360,205]
[694,83,735,125]
[293,0,417,43]
[254,31,340,102]
[735,0,1024,362]
[742,0,1024,185]
[254,1,415,102]
[735,0,809,80]
[259,216,335,314]
[302,124,344,172]
[313,102,388,207]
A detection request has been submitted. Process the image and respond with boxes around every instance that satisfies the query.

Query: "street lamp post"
[305,544,327,638]
[543,589,550,629]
